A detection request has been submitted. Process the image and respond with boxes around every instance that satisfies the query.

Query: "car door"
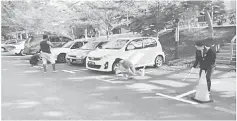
[124,38,146,67]
[142,38,159,65]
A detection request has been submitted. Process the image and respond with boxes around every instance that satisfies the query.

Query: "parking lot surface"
[1,53,236,120]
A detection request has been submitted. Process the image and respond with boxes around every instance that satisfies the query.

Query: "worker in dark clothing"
[39,35,57,73]
[191,41,216,95]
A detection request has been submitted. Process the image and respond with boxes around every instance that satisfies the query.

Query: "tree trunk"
[205,9,214,39]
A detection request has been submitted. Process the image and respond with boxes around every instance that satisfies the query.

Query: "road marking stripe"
[214,107,236,115]
[142,96,165,99]
[33,66,43,69]
[156,93,198,105]
[23,70,40,73]
[175,90,196,98]
[68,75,111,80]
[96,77,131,84]
[14,64,29,66]
[62,70,76,74]
[80,69,88,71]
[145,71,153,73]
[70,70,80,72]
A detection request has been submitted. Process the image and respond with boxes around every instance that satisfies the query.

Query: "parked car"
[23,34,73,55]
[51,39,88,63]
[2,39,26,55]
[86,37,165,73]
[66,40,108,65]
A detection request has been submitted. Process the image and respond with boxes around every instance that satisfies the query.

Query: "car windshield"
[62,41,74,48]
[102,39,129,49]
[5,39,17,44]
[80,42,99,50]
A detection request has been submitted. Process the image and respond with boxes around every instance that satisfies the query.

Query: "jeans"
[199,67,215,92]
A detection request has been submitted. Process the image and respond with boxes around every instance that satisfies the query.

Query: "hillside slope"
[158,26,236,65]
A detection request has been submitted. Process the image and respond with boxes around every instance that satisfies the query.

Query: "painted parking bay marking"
[156,93,198,105]
[23,70,40,73]
[62,70,76,74]
[96,77,132,84]
[150,80,189,88]
[67,75,111,80]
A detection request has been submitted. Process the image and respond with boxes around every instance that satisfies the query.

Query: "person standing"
[191,41,216,95]
[39,35,57,73]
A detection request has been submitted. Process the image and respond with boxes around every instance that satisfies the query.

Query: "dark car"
[23,34,73,55]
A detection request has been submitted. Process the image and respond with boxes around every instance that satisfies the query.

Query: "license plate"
[88,61,95,65]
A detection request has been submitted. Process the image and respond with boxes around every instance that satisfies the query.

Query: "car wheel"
[1,47,5,52]
[111,61,119,74]
[154,55,163,68]
[82,57,87,66]
[19,50,26,56]
[70,61,75,65]
[57,53,66,63]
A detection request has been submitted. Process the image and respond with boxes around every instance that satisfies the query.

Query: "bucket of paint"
[139,69,145,76]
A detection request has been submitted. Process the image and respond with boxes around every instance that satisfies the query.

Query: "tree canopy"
[1,0,228,38]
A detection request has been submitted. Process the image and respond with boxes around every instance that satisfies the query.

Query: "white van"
[86,37,165,73]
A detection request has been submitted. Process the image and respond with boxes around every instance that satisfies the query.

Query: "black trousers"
[199,67,215,92]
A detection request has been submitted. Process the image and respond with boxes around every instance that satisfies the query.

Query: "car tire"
[19,50,26,56]
[111,61,119,74]
[57,53,66,63]
[154,55,163,68]
[70,62,75,65]
[1,47,6,52]
[82,57,87,66]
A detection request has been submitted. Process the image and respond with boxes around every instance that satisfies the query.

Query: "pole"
[175,21,179,59]
[85,28,88,40]
[212,6,214,25]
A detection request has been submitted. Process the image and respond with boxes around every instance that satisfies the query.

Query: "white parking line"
[175,90,196,98]
[14,63,30,66]
[214,107,236,115]
[80,69,88,71]
[96,77,131,84]
[61,70,76,74]
[23,70,40,73]
[142,96,165,99]
[67,75,111,80]
[33,66,43,69]
[156,93,198,105]
[70,70,80,72]
[145,71,153,73]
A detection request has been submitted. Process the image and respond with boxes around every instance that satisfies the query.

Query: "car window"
[62,41,74,48]
[103,39,129,49]
[143,38,157,48]
[50,36,61,42]
[96,42,108,49]
[61,37,72,42]
[126,39,143,50]
[6,40,17,44]
[71,42,83,49]
[81,42,100,50]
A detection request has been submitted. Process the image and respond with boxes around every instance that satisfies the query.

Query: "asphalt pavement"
[1,52,236,120]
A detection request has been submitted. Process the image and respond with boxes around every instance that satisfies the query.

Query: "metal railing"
[230,35,236,63]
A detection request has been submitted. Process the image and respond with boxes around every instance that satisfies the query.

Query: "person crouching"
[114,58,139,79]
